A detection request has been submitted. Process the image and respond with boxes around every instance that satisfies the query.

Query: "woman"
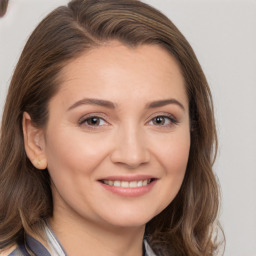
[0,0,223,255]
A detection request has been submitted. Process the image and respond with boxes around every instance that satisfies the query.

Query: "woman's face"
[41,41,190,228]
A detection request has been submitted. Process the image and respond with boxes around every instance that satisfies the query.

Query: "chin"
[99,209,160,229]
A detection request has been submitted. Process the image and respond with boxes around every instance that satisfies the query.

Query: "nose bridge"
[110,121,150,168]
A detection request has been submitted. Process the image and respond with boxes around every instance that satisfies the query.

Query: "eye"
[149,115,178,127]
[79,116,107,127]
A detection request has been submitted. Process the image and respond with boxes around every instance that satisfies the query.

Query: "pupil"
[89,117,99,125]
[155,117,164,125]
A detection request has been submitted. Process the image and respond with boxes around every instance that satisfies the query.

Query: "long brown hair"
[0,0,9,17]
[0,0,223,255]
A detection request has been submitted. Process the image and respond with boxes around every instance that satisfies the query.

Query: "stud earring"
[34,159,47,169]
[34,159,41,167]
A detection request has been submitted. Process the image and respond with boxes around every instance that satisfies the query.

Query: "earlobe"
[22,112,48,170]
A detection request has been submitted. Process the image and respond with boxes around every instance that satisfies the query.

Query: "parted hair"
[0,0,223,255]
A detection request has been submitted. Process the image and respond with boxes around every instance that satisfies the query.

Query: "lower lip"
[99,180,157,197]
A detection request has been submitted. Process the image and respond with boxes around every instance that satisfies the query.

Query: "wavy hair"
[0,0,9,17]
[0,0,223,255]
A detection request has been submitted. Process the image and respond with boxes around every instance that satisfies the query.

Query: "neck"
[49,214,145,256]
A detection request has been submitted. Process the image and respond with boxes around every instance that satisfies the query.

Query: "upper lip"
[98,175,157,182]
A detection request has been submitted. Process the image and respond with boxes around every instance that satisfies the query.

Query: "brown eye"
[79,116,107,127]
[152,116,166,126]
[86,117,101,126]
[149,115,178,127]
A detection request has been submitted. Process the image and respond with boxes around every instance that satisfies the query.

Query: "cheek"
[151,130,190,195]
[162,142,189,189]
[167,139,190,171]
[153,131,190,172]
[44,128,110,177]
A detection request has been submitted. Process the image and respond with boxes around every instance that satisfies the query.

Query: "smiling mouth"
[100,179,155,188]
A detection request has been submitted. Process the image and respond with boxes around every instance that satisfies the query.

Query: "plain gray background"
[0,0,255,255]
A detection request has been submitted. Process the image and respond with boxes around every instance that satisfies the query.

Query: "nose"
[110,125,150,169]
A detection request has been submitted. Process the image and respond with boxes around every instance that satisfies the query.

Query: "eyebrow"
[67,98,116,111]
[67,98,185,111]
[147,99,185,110]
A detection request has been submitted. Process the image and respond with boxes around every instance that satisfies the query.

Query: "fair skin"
[23,41,190,256]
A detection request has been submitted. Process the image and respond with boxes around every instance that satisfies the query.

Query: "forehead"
[60,41,183,80]
[53,41,188,109]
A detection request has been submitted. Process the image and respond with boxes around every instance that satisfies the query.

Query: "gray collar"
[10,225,157,256]
[144,239,157,256]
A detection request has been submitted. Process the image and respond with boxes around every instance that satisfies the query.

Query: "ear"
[22,112,48,170]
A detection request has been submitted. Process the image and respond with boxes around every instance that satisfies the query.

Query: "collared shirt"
[8,224,157,256]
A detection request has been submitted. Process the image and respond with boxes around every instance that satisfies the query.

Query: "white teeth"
[137,181,143,187]
[114,181,121,187]
[103,179,152,188]
[121,181,129,188]
[142,180,148,186]
[129,181,137,188]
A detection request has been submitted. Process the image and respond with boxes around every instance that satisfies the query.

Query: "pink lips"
[98,175,157,197]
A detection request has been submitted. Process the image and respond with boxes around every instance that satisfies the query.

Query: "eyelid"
[77,112,179,128]
[78,113,110,126]
[146,112,179,126]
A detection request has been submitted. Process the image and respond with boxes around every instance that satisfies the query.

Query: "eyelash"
[78,114,108,129]
[148,114,179,127]
[78,113,179,129]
